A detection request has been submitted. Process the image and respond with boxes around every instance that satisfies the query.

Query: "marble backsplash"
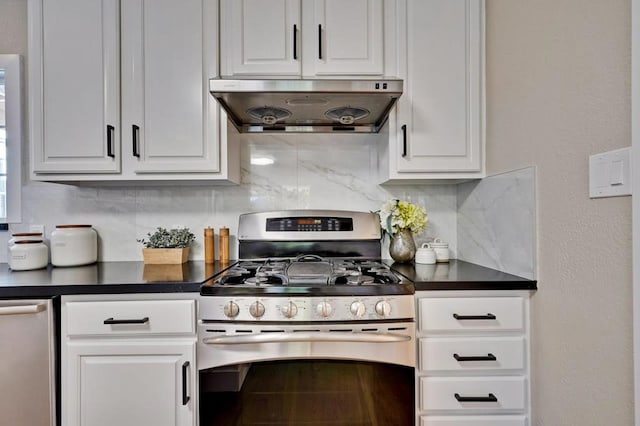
[2,134,459,263]
[456,167,536,279]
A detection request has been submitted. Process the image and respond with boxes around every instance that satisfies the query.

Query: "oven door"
[198,322,415,426]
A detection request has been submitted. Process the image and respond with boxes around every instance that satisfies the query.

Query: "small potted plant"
[138,227,196,264]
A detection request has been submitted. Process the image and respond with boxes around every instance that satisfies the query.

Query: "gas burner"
[234,262,263,270]
[369,271,400,284]
[213,257,403,287]
[332,274,374,286]
[244,275,285,286]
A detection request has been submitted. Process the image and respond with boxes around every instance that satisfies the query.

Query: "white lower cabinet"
[61,295,197,426]
[420,415,527,426]
[416,291,531,425]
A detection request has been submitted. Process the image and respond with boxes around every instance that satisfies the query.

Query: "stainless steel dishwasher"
[0,299,56,426]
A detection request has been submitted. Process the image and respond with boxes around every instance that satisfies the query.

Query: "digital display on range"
[296,219,321,225]
[266,217,353,232]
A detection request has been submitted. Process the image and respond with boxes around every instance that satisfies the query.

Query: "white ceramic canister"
[50,225,98,267]
[430,238,450,263]
[7,232,44,258]
[9,240,49,271]
[415,243,437,264]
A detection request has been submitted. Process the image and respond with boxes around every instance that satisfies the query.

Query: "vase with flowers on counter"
[378,199,428,263]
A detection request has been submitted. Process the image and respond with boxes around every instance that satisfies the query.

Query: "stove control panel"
[266,216,354,232]
[202,295,415,322]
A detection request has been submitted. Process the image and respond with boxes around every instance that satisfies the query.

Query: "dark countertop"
[0,259,536,299]
[0,261,235,298]
[387,259,537,291]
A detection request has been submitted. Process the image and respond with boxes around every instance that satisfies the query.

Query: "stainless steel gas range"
[197,210,416,426]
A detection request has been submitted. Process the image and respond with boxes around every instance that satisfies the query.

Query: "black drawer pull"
[182,361,191,405]
[453,353,497,362]
[318,24,323,59]
[401,124,407,157]
[293,24,298,60]
[454,393,498,403]
[453,313,496,320]
[132,124,140,158]
[103,317,149,325]
[106,124,115,158]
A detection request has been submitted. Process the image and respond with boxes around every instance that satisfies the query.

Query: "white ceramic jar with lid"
[430,238,450,263]
[415,243,437,264]
[9,240,48,271]
[51,225,98,267]
[8,232,44,257]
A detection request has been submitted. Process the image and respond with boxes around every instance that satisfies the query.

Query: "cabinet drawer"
[419,376,526,412]
[419,297,524,333]
[420,415,527,426]
[419,337,525,372]
[65,300,195,336]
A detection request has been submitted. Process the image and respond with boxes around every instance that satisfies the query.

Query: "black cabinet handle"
[453,313,497,320]
[132,124,140,158]
[107,125,115,158]
[401,124,407,157]
[453,353,497,362]
[103,317,149,325]
[293,24,298,60]
[318,24,322,59]
[182,361,190,405]
[454,393,498,403]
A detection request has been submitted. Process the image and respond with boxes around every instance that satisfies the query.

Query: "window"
[0,54,22,225]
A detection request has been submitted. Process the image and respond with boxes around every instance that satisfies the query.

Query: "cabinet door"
[64,340,196,426]
[302,0,384,76]
[220,0,301,76]
[392,0,483,175]
[121,0,221,174]
[29,0,120,173]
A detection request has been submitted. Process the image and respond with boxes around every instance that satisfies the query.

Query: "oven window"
[200,360,414,426]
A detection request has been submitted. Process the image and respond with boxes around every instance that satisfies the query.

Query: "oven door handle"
[202,331,412,345]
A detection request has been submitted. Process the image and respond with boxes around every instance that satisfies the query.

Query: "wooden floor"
[199,360,414,426]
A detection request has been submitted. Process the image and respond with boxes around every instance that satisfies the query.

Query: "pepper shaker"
[219,227,229,263]
[204,227,215,264]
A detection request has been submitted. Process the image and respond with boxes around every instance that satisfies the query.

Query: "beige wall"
[0,0,27,55]
[487,0,634,424]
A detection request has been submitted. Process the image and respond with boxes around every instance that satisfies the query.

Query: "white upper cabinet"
[29,0,120,174]
[220,0,301,76]
[121,0,222,175]
[29,0,240,182]
[220,0,385,78]
[379,0,485,182]
[302,0,384,76]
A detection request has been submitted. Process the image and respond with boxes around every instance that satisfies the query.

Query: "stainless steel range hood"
[209,79,402,133]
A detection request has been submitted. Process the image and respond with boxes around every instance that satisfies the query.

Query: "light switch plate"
[589,147,632,198]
